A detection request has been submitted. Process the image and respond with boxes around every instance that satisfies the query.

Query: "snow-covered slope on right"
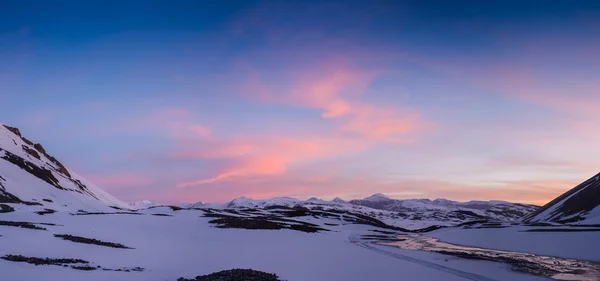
[522,172,600,224]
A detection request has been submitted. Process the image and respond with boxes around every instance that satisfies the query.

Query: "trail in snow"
[348,234,497,281]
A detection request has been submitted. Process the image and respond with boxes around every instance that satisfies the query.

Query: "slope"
[522,172,600,224]
[0,123,130,211]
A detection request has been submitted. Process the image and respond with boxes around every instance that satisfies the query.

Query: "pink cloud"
[165,57,430,189]
[238,62,429,141]
[173,135,369,188]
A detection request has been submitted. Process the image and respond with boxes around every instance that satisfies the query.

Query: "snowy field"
[3,207,597,281]
[428,225,600,262]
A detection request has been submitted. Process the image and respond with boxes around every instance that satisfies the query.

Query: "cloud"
[173,135,369,188]
[240,62,429,141]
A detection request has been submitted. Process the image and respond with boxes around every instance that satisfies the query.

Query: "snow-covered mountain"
[0,124,130,211]
[350,196,538,221]
[127,200,159,209]
[221,193,538,229]
[522,172,600,224]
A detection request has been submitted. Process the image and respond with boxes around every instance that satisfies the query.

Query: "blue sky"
[1,0,599,204]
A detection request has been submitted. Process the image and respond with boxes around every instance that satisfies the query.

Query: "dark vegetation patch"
[114,267,145,272]
[35,209,56,215]
[74,210,142,216]
[0,203,15,213]
[0,220,46,230]
[1,255,88,265]
[152,213,173,217]
[523,228,600,232]
[1,254,145,272]
[178,268,283,281]
[54,234,133,249]
[71,265,97,271]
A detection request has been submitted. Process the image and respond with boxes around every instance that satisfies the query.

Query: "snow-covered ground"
[1,208,573,281]
[427,225,600,262]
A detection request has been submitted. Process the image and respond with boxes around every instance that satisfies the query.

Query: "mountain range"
[2,123,600,281]
[1,123,598,228]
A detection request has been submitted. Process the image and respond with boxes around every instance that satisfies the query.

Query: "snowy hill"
[522,172,600,224]
[0,124,130,211]
[127,200,159,209]
[222,194,538,229]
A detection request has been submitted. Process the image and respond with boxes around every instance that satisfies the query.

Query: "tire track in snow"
[349,234,497,281]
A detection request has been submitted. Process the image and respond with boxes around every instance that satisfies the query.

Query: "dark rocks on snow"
[74,210,142,216]
[168,205,184,211]
[54,234,133,249]
[3,125,22,136]
[33,142,72,178]
[204,210,328,233]
[35,209,56,215]
[1,255,89,266]
[71,265,97,271]
[0,178,42,205]
[42,199,53,203]
[0,204,15,213]
[0,149,64,190]
[22,145,41,160]
[523,172,600,223]
[0,220,47,230]
[177,269,283,281]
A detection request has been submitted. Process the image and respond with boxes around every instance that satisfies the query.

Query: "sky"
[1,0,599,205]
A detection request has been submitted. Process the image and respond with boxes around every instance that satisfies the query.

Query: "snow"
[0,208,568,281]
[0,210,491,281]
[227,196,302,208]
[428,226,600,262]
[127,200,159,209]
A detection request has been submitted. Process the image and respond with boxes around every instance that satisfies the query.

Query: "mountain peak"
[363,193,392,202]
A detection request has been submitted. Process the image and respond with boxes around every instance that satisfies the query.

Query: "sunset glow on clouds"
[1,1,599,204]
